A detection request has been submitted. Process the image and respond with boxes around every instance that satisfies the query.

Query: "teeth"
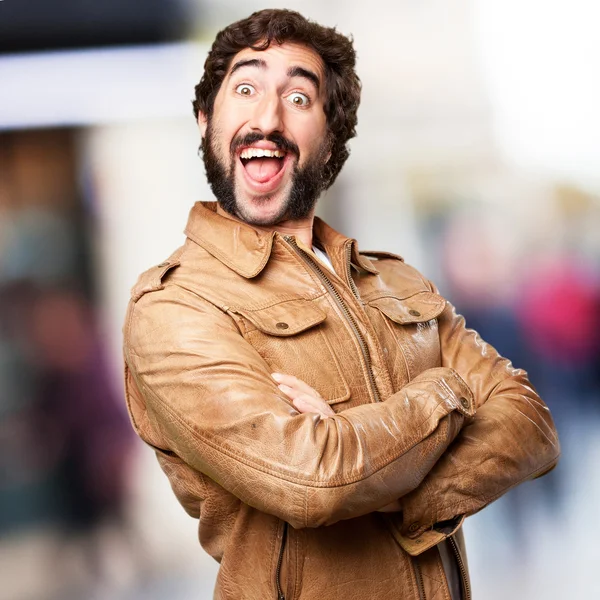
[240,148,285,159]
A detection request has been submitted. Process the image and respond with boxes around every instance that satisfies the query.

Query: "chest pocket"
[367,291,446,380]
[228,298,350,406]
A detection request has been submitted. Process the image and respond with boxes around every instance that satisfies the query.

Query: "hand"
[272,373,335,419]
[273,372,400,513]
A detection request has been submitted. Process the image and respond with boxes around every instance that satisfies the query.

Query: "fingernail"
[271,373,283,381]
[278,384,290,392]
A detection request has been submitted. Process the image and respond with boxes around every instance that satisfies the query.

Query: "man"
[123,9,560,600]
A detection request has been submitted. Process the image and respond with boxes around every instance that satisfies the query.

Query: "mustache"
[230,132,300,157]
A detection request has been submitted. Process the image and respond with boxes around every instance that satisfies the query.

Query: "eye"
[286,92,310,107]
[235,83,256,96]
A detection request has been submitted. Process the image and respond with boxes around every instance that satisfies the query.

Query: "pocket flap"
[368,292,446,324]
[232,299,327,336]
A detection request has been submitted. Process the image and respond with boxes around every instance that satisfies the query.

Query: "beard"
[201,120,331,226]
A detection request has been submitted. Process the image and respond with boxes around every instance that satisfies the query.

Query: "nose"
[249,92,283,135]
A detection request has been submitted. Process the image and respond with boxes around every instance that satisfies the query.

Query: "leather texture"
[123,201,560,600]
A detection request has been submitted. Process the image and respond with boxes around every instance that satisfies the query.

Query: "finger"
[281,386,324,411]
[293,394,335,417]
[292,396,321,414]
[290,393,332,415]
[273,373,321,397]
[279,385,334,415]
[277,383,304,400]
[292,396,334,418]
[272,373,323,399]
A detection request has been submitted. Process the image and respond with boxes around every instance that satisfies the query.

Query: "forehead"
[227,42,325,83]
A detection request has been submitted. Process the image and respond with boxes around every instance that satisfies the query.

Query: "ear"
[197,111,208,138]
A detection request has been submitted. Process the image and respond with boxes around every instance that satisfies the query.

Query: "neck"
[216,204,315,248]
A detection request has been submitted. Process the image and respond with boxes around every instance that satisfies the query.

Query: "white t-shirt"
[312,245,335,273]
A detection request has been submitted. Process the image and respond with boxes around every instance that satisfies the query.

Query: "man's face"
[198,43,331,226]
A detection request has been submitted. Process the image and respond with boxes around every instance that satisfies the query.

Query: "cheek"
[297,116,328,154]
[308,110,328,137]
[213,103,248,142]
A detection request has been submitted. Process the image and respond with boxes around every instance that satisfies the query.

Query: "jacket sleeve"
[124,283,475,529]
[396,283,560,547]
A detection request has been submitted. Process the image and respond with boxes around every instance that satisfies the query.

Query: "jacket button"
[276,322,289,330]
[409,309,421,317]
[459,397,470,409]
[408,522,420,533]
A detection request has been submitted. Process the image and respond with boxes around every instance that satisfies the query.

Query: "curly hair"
[192,9,361,188]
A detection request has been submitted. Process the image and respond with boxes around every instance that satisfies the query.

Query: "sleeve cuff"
[384,513,466,556]
[396,368,475,537]
[407,367,475,418]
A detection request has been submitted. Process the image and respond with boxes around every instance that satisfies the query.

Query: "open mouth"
[239,147,288,184]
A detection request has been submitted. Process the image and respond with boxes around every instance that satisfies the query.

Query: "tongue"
[244,158,282,183]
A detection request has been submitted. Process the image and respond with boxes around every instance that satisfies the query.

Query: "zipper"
[275,522,288,600]
[344,242,362,300]
[448,535,471,600]
[412,557,426,600]
[284,236,381,403]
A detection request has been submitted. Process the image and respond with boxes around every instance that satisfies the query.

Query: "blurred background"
[1,0,599,598]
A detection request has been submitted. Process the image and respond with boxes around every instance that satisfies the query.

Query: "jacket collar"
[184,201,379,278]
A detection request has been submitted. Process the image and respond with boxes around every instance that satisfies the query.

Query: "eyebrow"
[287,66,320,92]
[228,58,321,92]
[229,58,266,77]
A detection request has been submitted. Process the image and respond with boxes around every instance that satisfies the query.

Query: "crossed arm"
[273,371,402,514]
[272,294,561,537]
[125,284,559,532]
[396,292,560,537]
[125,285,474,529]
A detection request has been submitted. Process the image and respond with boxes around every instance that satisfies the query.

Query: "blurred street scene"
[1,1,599,599]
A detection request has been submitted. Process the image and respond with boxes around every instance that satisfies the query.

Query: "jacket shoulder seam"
[130,246,186,302]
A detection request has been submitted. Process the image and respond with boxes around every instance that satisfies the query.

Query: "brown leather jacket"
[123,202,559,600]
